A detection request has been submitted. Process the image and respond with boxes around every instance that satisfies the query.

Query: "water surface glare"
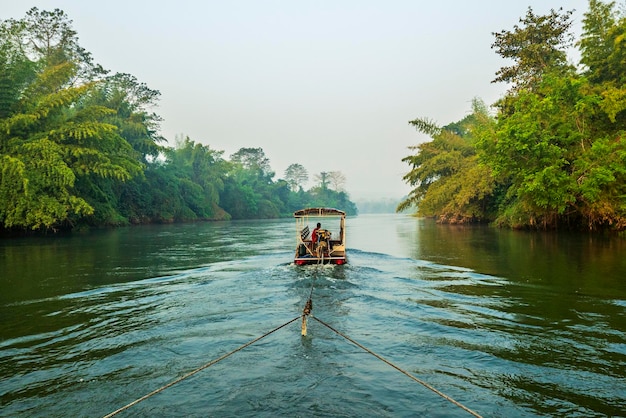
[1,215,625,417]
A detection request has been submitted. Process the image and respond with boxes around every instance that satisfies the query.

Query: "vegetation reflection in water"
[0,215,624,417]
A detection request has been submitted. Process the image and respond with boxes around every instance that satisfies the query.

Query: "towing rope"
[301,263,320,336]
[311,316,483,418]
[301,270,480,416]
[103,316,301,418]
[104,280,482,418]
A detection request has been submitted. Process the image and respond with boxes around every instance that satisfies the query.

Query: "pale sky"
[2,1,590,199]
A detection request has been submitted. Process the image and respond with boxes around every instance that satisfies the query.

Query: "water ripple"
[2,218,625,417]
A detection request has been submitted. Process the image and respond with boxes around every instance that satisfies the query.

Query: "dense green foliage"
[400,1,626,231]
[0,8,356,235]
[398,100,497,223]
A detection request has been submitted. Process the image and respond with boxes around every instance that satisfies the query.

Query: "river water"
[0,214,624,417]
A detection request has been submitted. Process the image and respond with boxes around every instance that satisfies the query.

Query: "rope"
[311,316,483,418]
[103,316,301,418]
[301,264,318,336]
[104,266,480,418]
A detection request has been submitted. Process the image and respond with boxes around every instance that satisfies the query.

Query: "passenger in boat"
[311,222,321,249]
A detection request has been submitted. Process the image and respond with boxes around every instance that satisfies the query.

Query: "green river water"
[1,214,624,417]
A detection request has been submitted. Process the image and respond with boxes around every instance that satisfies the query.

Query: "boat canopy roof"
[293,207,346,217]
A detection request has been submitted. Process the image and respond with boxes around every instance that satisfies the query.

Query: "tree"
[72,72,166,225]
[578,0,621,84]
[314,171,330,190]
[165,137,227,218]
[230,147,274,181]
[327,171,346,192]
[284,163,308,191]
[491,7,575,91]
[221,147,282,219]
[483,7,585,229]
[574,0,626,229]
[0,27,37,119]
[477,74,584,228]
[577,1,626,126]
[398,99,497,223]
[89,72,164,161]
[5,8,106,82]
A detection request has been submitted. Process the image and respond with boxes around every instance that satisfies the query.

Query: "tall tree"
[577,1,626,126]
[327,171,347,192]
[578,0,621,84]
[90,72,164,161]
[491,7,575,91]
[314,171,330,190]
[574,0,626,229]
[477,73,584,228]
[7,8,106,82]
[221,147,281,219]
[0,27,36,119]
[284,163,308,191]
[482,7,581,228]
[230,147,274,181]
[72,73,165,225]
[168,136,226,212]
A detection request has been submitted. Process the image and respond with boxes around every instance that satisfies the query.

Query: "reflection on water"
[1,215,625,417]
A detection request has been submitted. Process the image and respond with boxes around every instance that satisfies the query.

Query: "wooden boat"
[294,207,347,265]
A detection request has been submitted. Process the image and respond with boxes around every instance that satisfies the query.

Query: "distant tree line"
[399,1,626,231]
[0,8,356,235]
[356,198,403,214]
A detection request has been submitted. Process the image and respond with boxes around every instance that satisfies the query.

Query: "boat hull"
[294,256,347,266]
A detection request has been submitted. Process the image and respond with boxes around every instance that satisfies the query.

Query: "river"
[0,214,624,417]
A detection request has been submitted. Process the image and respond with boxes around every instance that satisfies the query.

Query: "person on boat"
[311,222,321,249]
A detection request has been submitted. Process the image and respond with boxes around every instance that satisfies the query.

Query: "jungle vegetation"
[0,8,356,235]
[399,1,626,231]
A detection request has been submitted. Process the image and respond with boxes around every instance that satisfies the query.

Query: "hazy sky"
[2,1,590,199]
